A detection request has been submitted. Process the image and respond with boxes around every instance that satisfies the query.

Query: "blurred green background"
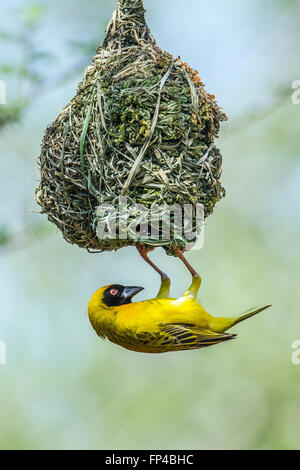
[0,0,299,450]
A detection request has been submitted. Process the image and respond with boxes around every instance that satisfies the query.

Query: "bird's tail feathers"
[228,304,272,329]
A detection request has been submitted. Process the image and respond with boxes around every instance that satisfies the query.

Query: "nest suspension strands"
[36,0,227,256]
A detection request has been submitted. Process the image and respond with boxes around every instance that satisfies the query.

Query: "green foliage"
[18,1,45,29]
[0,226,10,247]
[0,101,26,128]
[0,1,47,129]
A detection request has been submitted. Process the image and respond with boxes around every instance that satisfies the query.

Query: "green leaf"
[0,64,17,75]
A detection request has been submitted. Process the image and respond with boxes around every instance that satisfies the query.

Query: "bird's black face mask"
[103,284,144,307]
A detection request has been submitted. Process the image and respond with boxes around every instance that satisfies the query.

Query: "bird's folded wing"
[159,323,236,349]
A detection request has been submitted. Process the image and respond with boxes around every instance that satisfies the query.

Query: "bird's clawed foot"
[136,243,170,298]
[136,242,155,258]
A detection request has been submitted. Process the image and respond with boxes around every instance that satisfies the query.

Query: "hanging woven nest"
[36,0,227,253]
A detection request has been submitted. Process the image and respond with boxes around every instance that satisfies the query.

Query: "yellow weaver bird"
[88,245,271,353]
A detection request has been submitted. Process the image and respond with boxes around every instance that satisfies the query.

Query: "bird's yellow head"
[89,284,144,310]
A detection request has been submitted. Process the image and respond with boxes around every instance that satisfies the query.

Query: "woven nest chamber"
[36,0,227,254]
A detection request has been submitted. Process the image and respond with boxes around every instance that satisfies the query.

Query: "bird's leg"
[174,247,202,298]
[156,276,171,299]
[136,243,170,298]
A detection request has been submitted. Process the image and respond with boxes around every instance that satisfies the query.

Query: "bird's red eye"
[110,289,118,296]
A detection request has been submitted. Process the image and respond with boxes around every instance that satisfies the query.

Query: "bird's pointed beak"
[122,286,144,304]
